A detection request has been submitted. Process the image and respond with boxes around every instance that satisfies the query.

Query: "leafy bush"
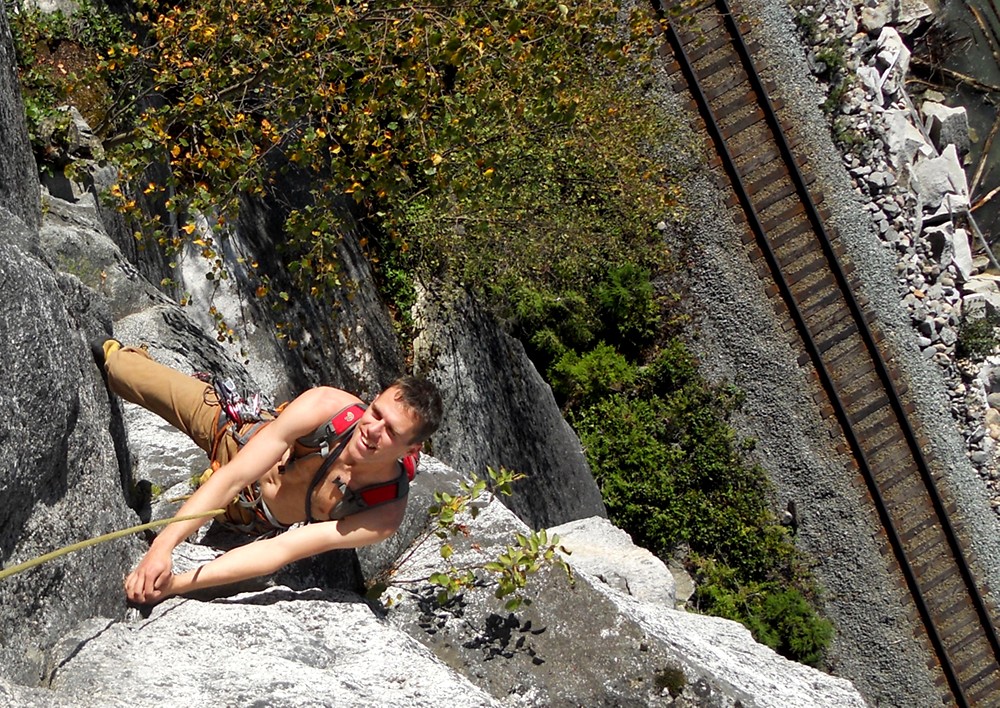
[550,342,636,407]
[572,339,832,665]
[95,0,666,289]
[8,0,126,152]
[573,341,785,577]
[691,559,833,667]
[594,263,659,351]
[957,311,1000,360]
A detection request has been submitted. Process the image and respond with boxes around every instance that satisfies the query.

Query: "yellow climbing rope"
[0,508,226,582]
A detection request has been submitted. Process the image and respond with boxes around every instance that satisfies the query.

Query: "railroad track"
[657,1,1000,704]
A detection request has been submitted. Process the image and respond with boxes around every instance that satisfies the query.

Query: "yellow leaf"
[316,128,326,138]
[182,223,197,235]
[170,144,181,158]
[431,153,443,166]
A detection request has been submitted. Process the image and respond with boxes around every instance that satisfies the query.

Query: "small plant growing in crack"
[372,466,574,611]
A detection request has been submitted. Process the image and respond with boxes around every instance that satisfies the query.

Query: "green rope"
[0,508,226,582]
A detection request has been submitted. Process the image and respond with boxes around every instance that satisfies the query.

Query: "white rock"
[875,27,911,90]
[952,228,974,281]
[882,109,933,175]
[897,0,934,35]
[964,288,1000,320]
[922,101,971,156]
[549,516,677,607]
[861,6,890,34]
[912,145,969,211]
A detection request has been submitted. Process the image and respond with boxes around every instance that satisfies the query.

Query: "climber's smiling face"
[353,386,423,460]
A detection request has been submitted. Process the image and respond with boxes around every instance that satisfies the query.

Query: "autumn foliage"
[95,0,668,291]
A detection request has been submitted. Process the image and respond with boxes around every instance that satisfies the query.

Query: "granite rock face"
[0,216,139,686]
[413,287,607,529]
[29,588,501,708]
[0,3,40,233]
[0,468,865,708]
[382,496,868,708]
[229,195,407,401]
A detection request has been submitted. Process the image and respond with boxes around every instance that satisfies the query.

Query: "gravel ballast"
[661,2,1000,706]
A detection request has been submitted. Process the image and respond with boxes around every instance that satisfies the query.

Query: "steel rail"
[657,0,1000,703]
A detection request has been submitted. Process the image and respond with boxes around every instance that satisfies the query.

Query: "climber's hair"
[388,375,443,443]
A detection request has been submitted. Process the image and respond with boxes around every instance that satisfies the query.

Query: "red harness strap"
[302,405,419,523]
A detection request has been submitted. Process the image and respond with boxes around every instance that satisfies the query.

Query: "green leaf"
[429,572,451,586]
[504,597,523,612]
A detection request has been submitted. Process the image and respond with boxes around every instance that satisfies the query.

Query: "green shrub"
[594,263,658,353]
[511,285,596,361]
[750,588,833,667]
[691,558,832,667]
[572,341,781,572]
[549,342,636,407]
[571,338,832,665]
[957,311,1000,361]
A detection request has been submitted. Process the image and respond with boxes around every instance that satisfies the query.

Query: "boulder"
[860,6,890,34]
[875,27,911,96]
[882,108,933,175]
[38,190,168,321]
[36,106,105,167]
[1,473,868,708]
[980,361,1000,402]
[922,101,971,156]
[963,281,1000,319]
[912,145,969,211]
[896,0,934,35]
[952,227,974,281]
[923,222,973,280]
[549,516,677,607]
[23,0,80,14]
[857,65,884,106]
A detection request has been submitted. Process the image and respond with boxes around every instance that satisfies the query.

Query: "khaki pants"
[105,346,279,533]
[104,346,241,466]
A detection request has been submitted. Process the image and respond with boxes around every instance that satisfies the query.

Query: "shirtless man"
[96,341,442,605]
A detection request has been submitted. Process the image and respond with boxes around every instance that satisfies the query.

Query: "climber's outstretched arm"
[134,499,406,604]
[124,387,360,604]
